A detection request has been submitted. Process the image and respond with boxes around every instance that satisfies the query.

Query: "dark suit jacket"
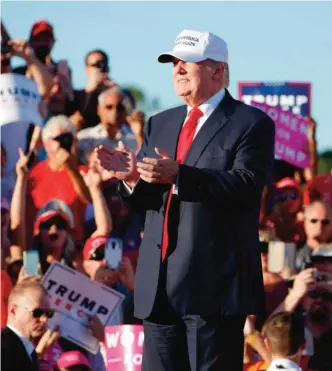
[119,90,275,319]
[1,326,38,371]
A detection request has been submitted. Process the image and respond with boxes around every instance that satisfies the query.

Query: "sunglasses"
[309,218,330,226]
[308,291,332,301]
[104,103,126,113]
[277,192,298,202]
[26,307,55,319]
[89,245,105,261]
[87,60,107,69]
[40,220,68,231]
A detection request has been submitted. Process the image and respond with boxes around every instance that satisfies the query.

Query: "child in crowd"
[263,312,305,371]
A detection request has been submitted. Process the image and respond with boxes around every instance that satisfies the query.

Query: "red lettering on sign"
[65,303,72,311]
[55,298,62,306]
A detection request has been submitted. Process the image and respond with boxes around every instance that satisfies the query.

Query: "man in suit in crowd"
[95,29,275,371]
[1,281,54,371]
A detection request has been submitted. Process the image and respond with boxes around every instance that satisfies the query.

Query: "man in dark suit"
[1,281,54,371]
[95,29,275,371]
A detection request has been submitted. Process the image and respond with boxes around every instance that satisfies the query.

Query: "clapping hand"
[137,148,179,184]
[94,141,138,182]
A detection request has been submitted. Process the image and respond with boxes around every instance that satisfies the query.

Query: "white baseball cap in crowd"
[158,29,228,64]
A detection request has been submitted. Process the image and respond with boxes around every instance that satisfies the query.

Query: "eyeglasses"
[309,218,330,226]
[308,291,332,301]
[104,103,125,113]
[277,192,298,202]
[25,307,55,319]
[40,220,68,231]
[89,245,105,261]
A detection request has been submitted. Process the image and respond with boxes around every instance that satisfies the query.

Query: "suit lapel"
[4,326,35,371]
[184,89,236,166]
[157,106,187,160]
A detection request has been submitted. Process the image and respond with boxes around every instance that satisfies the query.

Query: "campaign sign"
[238,82,311,117]
[39,341,63,371]
[42,262,124,354]
[0,73,42,126]
[105,325,144,371]
[303,174,332,206]
[252,102,310,169]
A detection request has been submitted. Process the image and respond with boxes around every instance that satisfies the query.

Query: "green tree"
[318,150,332,175]
[123,85,161,115]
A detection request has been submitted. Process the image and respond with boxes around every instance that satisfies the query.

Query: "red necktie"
[161,107,203,261]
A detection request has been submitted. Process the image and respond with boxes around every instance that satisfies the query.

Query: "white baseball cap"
[158,29,228,64]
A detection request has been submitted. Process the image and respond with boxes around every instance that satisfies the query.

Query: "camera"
[53,132,74,152]
[1,40,12,55]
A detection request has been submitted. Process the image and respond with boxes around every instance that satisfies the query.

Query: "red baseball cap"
[276,177,301,192]
[30,20,54,38]
[83,235,109,261]
[56,351,91,370]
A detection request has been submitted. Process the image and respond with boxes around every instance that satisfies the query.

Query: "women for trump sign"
[105,325,144,370]
[251,102,310,169]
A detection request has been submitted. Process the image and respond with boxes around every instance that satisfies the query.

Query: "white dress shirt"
[185,88,225,138]
[124,88,226,194]
[7,324,35,360]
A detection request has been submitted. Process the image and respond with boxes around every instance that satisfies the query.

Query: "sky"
[2,1,332,151]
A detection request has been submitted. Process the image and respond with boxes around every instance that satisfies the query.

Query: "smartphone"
[23,250,40,276]
[105,238,123,270]
[53,132,74,152]
[25,123,36,169]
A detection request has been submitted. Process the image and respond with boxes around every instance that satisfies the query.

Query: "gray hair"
[42,115,76,142]
[303,200,332,219]
[205,59,229,89]
[97,86,134,115]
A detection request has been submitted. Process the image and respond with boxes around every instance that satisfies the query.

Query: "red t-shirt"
[1,270,13,328]
[27,161,88,243]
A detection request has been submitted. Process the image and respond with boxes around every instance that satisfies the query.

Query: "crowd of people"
[1,20,332,371]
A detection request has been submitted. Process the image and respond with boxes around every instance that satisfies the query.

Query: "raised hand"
[81,167,102,189]
[35,327,61,357]
[15,148,29,178]
[118,256,135,293]
[94,141,139,182]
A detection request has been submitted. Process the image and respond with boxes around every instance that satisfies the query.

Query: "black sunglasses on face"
[89,245,105,261]
[277,192,298,202]
[40,220,68,231]
[309,218,330,226]
[27,307,55,319]
[104,103,125,113]
[308,291,332,301]
[87,60,107,69]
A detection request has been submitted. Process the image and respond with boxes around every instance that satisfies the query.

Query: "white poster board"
[0,73,42,126]
[268,241,296,274]
[42,262,124,354]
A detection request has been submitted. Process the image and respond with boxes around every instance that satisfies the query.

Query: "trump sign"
[105,325,144,371]
[238,82,311,117]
